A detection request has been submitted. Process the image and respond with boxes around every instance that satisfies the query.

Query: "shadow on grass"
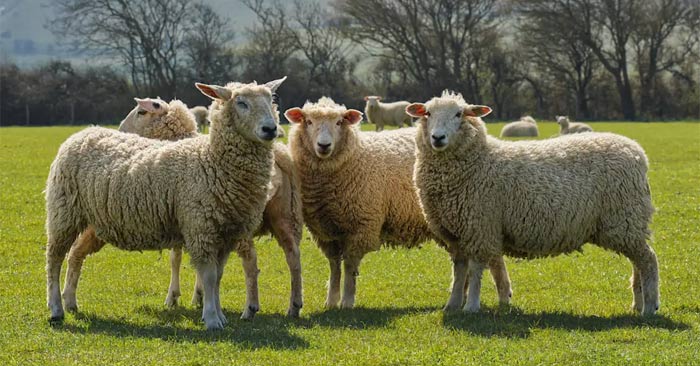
[300,305,442,329]
[50,305,309,349]
[442,305,690,339]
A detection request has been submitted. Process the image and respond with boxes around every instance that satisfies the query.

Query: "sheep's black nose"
[431,134,446,142]
[262,125,277,134]
[317,142,331,149]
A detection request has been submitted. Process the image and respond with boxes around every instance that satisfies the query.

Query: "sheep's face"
[364,96,381,107]
[196,77,287,143]
[119,98,169,135]
[285,106,363,159]
[556,116,569,126]
[407,99,491,152]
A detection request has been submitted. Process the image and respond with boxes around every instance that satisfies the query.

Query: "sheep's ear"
[264,76,287,93]
[343,109,363,125]
[284,107,305,124]
[465,105,492,118]
[406,103,428,118]
[195,83,232,101]
[135,98,163,113]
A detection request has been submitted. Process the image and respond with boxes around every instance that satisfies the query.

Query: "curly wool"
[499,116,539,137]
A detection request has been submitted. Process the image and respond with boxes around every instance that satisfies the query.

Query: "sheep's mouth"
[431,140,448,151]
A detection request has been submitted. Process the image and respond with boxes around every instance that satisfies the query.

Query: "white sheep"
[190,106,210,133]
[285,97,512,310]
[45,78,285,330]
[364,96,413,131]
[62,90,304,319]
[409,91,659,315]
[557,115,593,134]
[499,115,539,137]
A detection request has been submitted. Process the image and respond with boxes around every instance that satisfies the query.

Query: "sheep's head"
[364,95,382,107]
[406,91,491,152]
[556,115,569,126]
[195,76,286,144]
[119,98,169,135]
[285,97,363,159]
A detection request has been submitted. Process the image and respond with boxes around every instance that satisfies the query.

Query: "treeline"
[1,0,698,126]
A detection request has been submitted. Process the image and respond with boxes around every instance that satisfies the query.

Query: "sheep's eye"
[236,101,248,109]
[425,112,431,117]
[272,93,279,105]
[137,110,147,115]
[455,112,462,118]
[336,120,342,126]
[305,120,312,126]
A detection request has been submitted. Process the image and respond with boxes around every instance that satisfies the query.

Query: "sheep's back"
[500,121,539,137]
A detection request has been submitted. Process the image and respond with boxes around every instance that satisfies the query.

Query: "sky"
[0,0,290,67]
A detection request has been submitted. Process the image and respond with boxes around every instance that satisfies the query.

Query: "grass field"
[0,121,699,365]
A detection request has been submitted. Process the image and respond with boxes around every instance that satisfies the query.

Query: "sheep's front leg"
[196,261,223,330]
[165,248,182,307]
[215,248,230,324]
[238,241,259,320]
[341,255,363,309]
[464,259,485,313]
[488,256,512,305]
[321,242,342,308]
[445,255,468,312]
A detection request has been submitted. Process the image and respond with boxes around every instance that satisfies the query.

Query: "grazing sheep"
[409,91,659,315]
[190,106,209,133]
[45,78,285,330]
[63,91,304,319]
[557,115,593,134]
[364,96,413,131]
[500,115,539,137]
[285,97,511,309]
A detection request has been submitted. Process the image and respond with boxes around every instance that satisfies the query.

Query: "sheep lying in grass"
[63,87,304,319]
[500,115,539,137]
[409,91,659,315]
[286,97,511,309]
[557,115,593,134]
[364,96,413,131]
[46,78,284,330]
[190,106,210,133]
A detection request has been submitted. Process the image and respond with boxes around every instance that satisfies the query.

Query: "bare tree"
[183,3,236,85]
[50,0,193,98]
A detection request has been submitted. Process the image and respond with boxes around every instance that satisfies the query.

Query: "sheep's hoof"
[165,295,179,308]
[65,304,78,314]
[240,305,259,320]
[204,318,225,331]
[287,302,303,318]
[49,314,64,325]
[463,303,480,313]
[443,304,461,313]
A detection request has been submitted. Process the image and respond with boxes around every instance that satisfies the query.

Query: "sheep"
[62,92,304,319]
[285,97,512,310]
[499,115,539,138]
[408,91,659,315]
[557,115,593,134]
[364,96,413,131]
[190,105,210,133]
[45,77,286,330]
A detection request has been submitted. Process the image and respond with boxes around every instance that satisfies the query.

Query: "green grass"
[1,122,699,365]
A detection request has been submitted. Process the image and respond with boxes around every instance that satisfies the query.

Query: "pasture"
[0,121,698,365]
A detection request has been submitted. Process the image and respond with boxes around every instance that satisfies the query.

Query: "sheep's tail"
[272,143,304,241]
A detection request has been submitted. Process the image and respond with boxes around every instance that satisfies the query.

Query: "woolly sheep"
[190,105,210,133]
[63,92,304,319]
[408,91,659,315]
[364,96,413,131]
[557,115,593,134]
[285,97,512,309]
[45,78,286,330]
[499,115,539,137]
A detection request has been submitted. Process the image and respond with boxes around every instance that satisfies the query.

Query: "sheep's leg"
[626,244,659,315]
[192,273,203,307]
[631,268,643,313]
[215,248,230,324]
[340,255,362,309]
[279,234,303,317]
[165,248,182,307]
[445,256,468,311]
[62,227,104,313]
[488,256,513,305]
[195,261,223,330]
[238,242,259,320]
[322,242,342,309]
[46,228,79,323]
[463,259,485,313]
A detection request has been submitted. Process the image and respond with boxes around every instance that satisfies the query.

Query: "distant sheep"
[557,115,593,134]
[286,97,511,310]
[118,98,198,140]
[409,91,659,315]
[364,96,413,131]
[45,78,284,330]
[190,106,209,133]
[500,115,539,137]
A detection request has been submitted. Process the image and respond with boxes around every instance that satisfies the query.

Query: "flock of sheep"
[45,77,659,330]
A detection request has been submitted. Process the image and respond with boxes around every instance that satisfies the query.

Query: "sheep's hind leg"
[191,273,203,307]
[488,256,512,305]
[63,227,104,313]
[627,244,659,315]
[340,255,363,309]
[463,259,485,313]
[46,228,79,323]
[445,255,468,312]
[215,248,230,324]
[631,268,643,313]
[238,241,259,320]
[165,248,182,307]
[279,234,303,317]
